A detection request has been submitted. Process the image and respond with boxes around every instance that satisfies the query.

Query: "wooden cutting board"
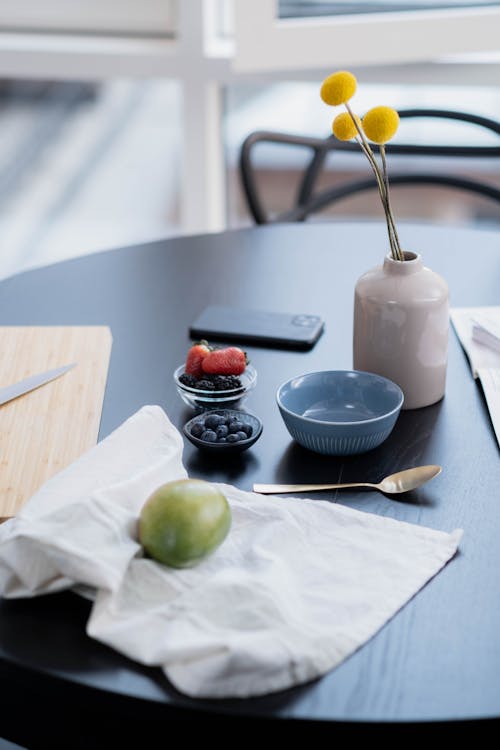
[0,326,112,520]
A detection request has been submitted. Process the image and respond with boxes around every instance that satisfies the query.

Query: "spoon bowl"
[377,465,442,494]
[253,465,442,495]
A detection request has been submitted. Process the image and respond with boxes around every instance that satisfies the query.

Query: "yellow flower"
[320,71,357,106]
[332,112,361,141]
[362,106,400,144]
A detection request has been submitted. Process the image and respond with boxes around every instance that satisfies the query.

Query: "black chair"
[239,109,500,224]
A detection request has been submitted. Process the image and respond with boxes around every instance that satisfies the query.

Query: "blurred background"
[0,0,498,279]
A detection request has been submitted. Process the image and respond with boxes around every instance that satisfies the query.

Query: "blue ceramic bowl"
[277,370,404,456]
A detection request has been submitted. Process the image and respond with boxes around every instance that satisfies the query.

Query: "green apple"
[139,479,231,568]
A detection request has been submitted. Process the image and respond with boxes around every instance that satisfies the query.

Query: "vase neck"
[383,251,423,275]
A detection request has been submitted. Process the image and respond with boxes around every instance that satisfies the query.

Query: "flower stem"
[345,102,402,261]
[380,145,403,261]
[355,138,398,260]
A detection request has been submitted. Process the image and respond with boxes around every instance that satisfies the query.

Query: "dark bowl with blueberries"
[183,409,263,454]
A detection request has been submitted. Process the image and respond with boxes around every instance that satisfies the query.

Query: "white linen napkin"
[0,405,461,698]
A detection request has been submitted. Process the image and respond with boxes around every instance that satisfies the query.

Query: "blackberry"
[206,375,243,391]
[197,379,216,391]
[179,373,198,388]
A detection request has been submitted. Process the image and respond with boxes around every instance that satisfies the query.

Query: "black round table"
[0,222,499,742]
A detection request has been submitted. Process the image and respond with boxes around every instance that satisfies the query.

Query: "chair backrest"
[239,109,500,224]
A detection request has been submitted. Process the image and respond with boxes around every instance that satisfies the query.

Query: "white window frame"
[0,1,176,36]
[233,0,500,71]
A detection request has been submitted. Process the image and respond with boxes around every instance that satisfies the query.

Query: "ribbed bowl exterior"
[282,421,395,456]
[278,406,399,456]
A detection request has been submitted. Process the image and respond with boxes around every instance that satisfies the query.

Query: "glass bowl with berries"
[174,340,257,409]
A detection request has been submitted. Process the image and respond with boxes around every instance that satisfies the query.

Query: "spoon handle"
[253,482,374,494]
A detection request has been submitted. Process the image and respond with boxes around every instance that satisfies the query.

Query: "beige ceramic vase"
[353,251,449,410]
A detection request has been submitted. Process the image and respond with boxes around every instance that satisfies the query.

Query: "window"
[234,0,500,70]
[279,0,500,18]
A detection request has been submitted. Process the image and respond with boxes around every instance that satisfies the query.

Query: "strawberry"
[201,346,247,376]
[185,340,211,378]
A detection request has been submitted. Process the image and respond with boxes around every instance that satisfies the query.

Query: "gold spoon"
[253,465,442,495]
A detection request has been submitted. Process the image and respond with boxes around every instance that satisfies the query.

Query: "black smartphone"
[189,305,324,351]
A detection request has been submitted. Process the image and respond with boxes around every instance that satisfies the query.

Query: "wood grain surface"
[0,326,112,519]
[0,223,499,732]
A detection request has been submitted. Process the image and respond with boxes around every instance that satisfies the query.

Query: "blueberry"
[217,437,227,443]
[228,420,244,434]
[190,422,205,438]
[216,424,229,439]
[241,423,252,437]
[200,429,217,442]
[236,431,248,441]
[205,414,224,430]
[227,433,240,443]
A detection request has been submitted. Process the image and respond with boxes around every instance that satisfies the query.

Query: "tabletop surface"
[0,220,499,724]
